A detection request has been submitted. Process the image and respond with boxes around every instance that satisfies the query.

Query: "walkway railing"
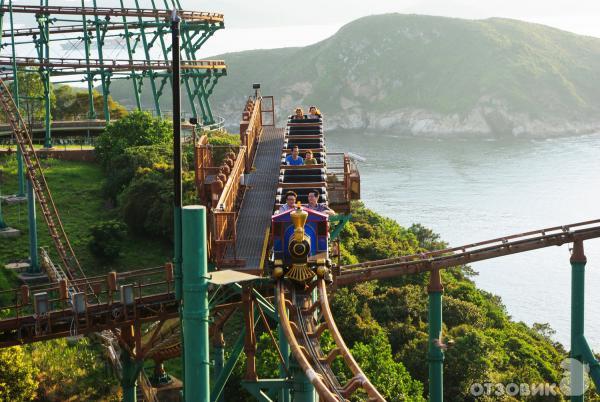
[212,147,246,264]
[240,97,263,173]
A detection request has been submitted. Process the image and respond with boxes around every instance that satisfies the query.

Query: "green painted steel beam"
[9,2,25,197]
[80,0,97,119]
[92,0,110,122]
[121,347,144,402]
[329,214,352,241]
[241,379,290,402]
[26,179,39,273]
[427,269,444,402]
[570,242,585,402]
[182,205,210,402]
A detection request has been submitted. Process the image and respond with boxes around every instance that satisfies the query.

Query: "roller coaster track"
[0,78,86,295]
[0,4,224,23]
[276,280,385,401]
[2,20,217,38]
[338,218,600,285]
[0,56,226,72]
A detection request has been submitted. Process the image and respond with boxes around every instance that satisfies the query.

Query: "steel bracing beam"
[0,55,226,70]
[0,4,224,22]
[1,20,216,37]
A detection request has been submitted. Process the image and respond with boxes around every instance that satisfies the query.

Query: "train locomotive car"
[270,205,331,283]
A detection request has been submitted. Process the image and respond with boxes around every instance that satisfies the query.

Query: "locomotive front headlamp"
[292,242,307,256]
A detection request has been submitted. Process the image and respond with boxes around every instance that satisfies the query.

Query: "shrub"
[102,144,174,201]
[118,164,195,240]
[95,110,172,170]
[0,346,38,401]
[88,220,127,262]
[208,131,241,165]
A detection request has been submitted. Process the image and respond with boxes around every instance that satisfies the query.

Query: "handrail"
[240,97,263,173]
[212,147,246,262]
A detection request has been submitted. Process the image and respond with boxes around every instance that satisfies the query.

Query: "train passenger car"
[270,109,332,283]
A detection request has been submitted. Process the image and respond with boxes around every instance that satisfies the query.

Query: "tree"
[0,346,38,401]
[88,220,128,262]
[95,110,172,170]
[15,69,55,129]
[350,331,425,401]
[52,86,128,121]
[118,163,195,240]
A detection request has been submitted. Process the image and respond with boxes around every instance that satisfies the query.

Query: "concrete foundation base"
[1,195,27,205]
[18,271,49,286]
[4,261,30,272]
[0,227,21,238]
[155,376,183,402]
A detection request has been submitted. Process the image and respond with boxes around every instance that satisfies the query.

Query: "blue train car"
[270,206,330,282]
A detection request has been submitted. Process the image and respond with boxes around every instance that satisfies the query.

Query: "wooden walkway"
[231,126,284,269]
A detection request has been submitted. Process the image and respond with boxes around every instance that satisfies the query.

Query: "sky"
[188,0,600,56]
[4,0,599,84]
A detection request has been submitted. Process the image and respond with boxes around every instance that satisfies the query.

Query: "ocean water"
[326,130,600,349]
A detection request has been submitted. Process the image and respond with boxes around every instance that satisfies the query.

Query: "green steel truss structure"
[0,0,226,148]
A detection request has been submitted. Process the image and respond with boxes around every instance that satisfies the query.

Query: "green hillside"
[110,14,600,135]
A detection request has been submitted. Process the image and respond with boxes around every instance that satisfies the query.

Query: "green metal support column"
[39,0,52,149]
[9,2,25,197]
[134,0,162,116]
[289,357,315,402]
[212,332,225,402]
[570,240,586,401]
[182,205,210,402]
[428,268,444,402]
[92,0,110,122]
[26,179,39,273]
[119,0,142,111]
[0,189,6,230]
[16,150,25,197]
[81,0,97,120]
[120,336,143,402]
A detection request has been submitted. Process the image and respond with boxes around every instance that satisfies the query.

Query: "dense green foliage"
[53,85,127,121]
[119,163,195,240]
[96,110,173,170]
[24,338,120,401]
[207,130,242,163]
[331,202,578,400]
[102,144,176,201]
[0,346,38,401]
[88,220,128,261]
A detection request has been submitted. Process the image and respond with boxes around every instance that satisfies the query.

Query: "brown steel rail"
[337,219,600,286]
[0,56,226,71]
[1,20,214,38]
[276,280,386,401]
[2,23,138,38]
[0,5,224,23]
[317,279,385,401]
[275,281,340,401]
[0,78,89,294]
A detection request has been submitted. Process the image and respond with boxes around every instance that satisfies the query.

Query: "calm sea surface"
[326,130,600,349]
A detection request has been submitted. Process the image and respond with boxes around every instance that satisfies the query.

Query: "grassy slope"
[0,156,171,280]
[109,14,600,121]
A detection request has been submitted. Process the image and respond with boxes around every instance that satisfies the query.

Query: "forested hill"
[112,14,600,137]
